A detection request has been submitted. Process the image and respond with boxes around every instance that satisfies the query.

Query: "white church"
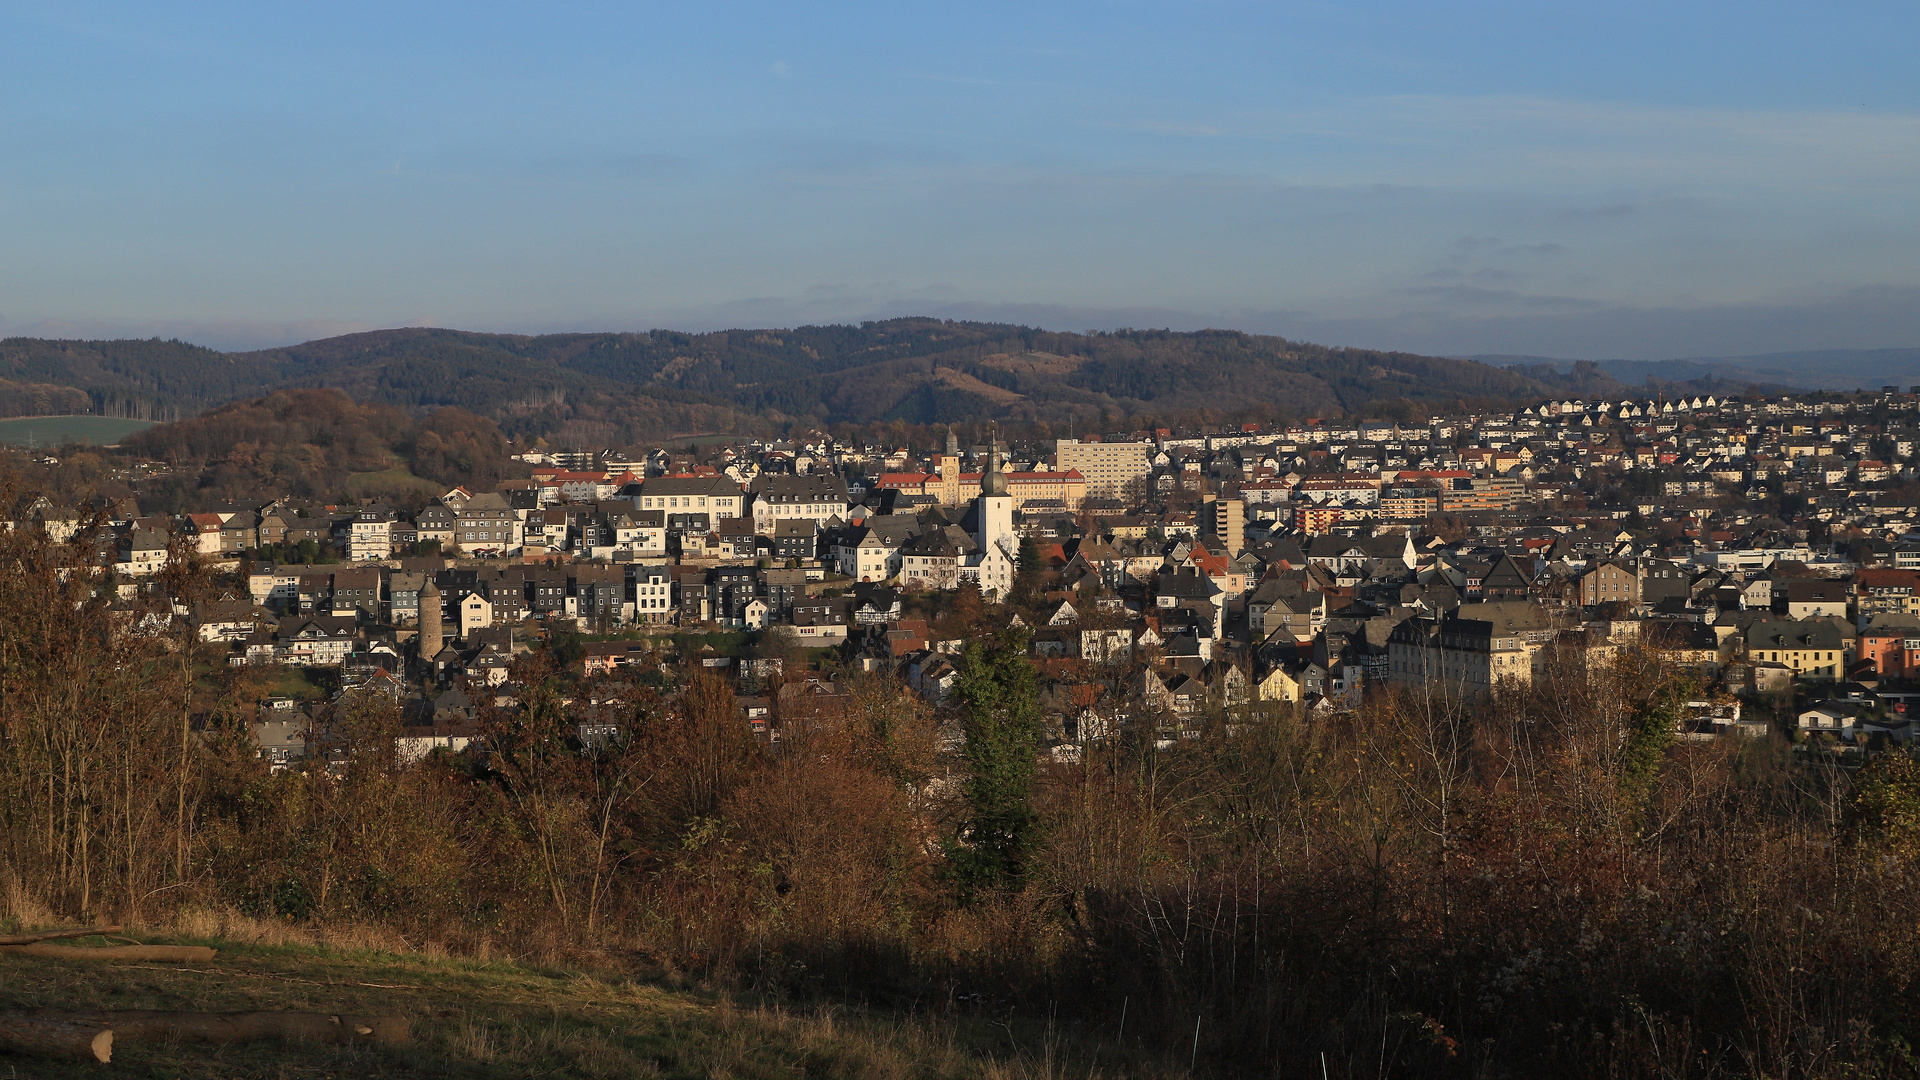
[960,446,1018,599]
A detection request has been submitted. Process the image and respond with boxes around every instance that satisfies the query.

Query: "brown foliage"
[118,388,517,501]
[2,493,1917,1076]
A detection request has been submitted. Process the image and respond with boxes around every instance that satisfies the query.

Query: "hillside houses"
[21,386,1920,762]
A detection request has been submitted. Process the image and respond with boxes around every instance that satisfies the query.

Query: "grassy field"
[260,665,334,701]
[0,915,1152,1079]
[345,467,445,501]
[0,415,156,447]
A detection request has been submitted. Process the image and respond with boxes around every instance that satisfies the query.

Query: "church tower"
[974,439,1016,597]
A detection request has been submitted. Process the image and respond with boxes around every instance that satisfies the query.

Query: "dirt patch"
[930,367,1025,406]
[976,351,1086,377]
[651,355,715,383]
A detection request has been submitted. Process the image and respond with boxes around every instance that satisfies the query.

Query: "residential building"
[1743,619,1844,681]
[454,492,519,555]
[1052,438,1154,499]
[749,475,850,532]
[638,476,745,518]
[349,507,393,560]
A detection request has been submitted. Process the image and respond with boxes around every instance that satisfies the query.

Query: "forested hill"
[2,320,1738,442]
[0,337,257,421]
[118,389,520,505]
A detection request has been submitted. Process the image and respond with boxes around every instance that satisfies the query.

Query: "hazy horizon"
[5,3,1919,360]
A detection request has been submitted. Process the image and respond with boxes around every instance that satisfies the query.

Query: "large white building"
[349,508,393,561]
[1053,438,1154,499]
[748,475,850,532]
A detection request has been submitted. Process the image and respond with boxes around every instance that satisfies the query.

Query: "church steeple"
[982,433,1008,497]
[971,423,1015,597]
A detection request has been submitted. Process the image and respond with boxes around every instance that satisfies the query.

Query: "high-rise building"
[1054,438,1153,499]
[1201,495,1244,556]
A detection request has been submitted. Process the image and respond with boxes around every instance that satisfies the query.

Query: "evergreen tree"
[1617,683,1682,805]
[1017,535,1041,579]
[947,628,1043,897]
[1850,750,1920,862]
[1015,536,1043,604]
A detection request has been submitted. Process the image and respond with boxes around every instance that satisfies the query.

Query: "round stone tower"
[418,577,443,669]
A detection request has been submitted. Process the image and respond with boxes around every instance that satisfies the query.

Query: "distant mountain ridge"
[3,319,1770,443]
[1474,348,1920,393]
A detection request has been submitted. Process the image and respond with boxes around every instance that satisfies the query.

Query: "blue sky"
[3,1,1918,358]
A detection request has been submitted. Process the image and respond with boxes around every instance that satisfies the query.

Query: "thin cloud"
[1403,286,1605,309]
[1234,284,1920,361]
[1555,203,1636,221]
[1119,94,1920,191]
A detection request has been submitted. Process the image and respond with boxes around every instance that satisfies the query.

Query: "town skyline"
[6,4,1920,1072]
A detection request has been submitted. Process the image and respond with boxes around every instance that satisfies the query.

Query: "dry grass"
[930,367,1026,406]
[0,920,1168,1079]
[0,869,58,930]
[976,352,1086,377]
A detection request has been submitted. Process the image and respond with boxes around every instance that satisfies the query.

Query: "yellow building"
[1743,619,1844,681]
[929,456,1086,509]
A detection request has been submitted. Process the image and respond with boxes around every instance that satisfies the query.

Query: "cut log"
[18,1009,409,1047]
[0,943,217,962]
[0,925,122,945]
[0,1015,112,1062]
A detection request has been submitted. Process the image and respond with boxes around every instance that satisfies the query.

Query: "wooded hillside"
[120,389,518,503]
[4,320,1745,444]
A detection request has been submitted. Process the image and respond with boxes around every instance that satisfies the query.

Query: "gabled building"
[834,524,901,583]
[349,507,394,560]
[413,504,457,547]
[454,492,519,556]
[1744,619,1844,681]
[573,564,627,626]
[1578,560,1638,607]
[749,475,850,532]
[121,528,170,577]
[275,615,359,666]
[1387,602,1555,696]
[900,528,967,590]
[456,591,493,638]
[1247,579,1323,641]
[1478,553,1534,602]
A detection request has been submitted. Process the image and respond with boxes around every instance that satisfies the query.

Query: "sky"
[3,1,1919,359]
